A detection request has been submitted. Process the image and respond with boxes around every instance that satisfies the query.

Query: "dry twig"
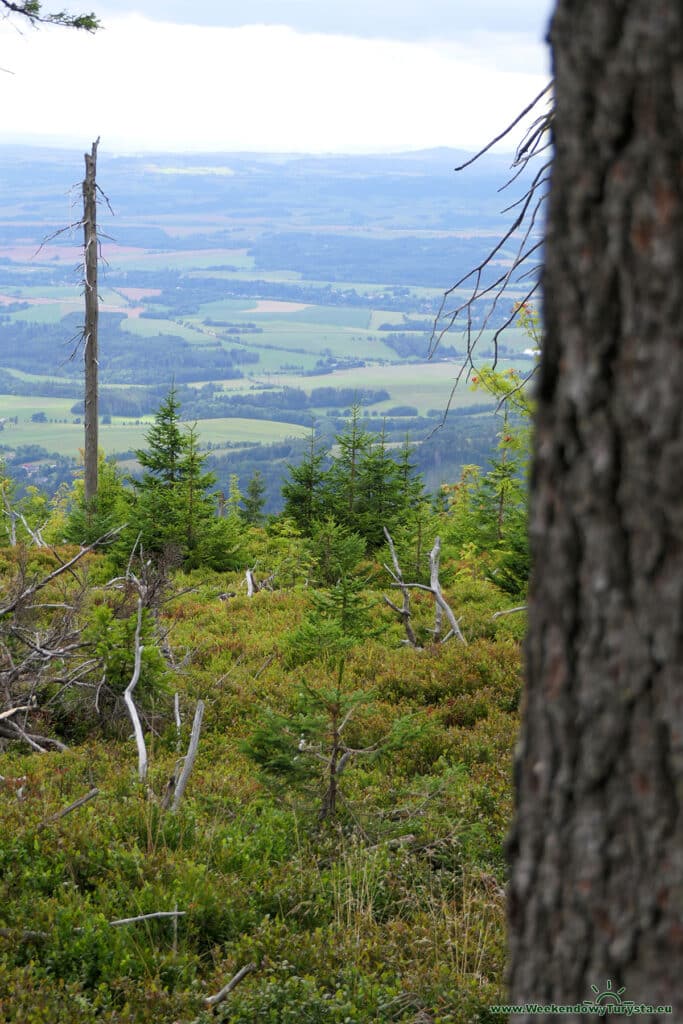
[205,962,258,1008]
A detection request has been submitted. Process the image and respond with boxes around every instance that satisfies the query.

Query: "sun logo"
[588,980,625,1004]
[584,979,635,1011]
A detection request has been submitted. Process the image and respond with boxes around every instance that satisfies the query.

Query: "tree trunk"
[507,1,683,1016]
[83,138,100,504]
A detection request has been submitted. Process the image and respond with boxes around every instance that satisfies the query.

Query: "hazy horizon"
[0,2,552,154]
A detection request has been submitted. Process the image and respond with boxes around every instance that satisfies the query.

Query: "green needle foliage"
[282,408,428,553]
[247,532,400,821]
[244,660,412,822]
[63,454,130,547]
[130,388,242,570]
[309,518,366,587]
[441,366,532,596]
[242,469,267,525]
[281,426,329,533]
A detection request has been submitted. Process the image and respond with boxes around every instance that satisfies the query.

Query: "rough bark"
[507,2,683,1017]
[83,138,99,504]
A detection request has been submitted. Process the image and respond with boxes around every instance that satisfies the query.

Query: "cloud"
[0,15,549,153]
[97,0,554,42]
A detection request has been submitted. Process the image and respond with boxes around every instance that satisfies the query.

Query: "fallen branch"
[1,492,17,545]
[0,704,32,721]
[16,512,47,548]
[108,911,186,927]
[0,912,185,943]
[253,654,274,679]
[38,787,99,830]
[368,834,416,852]
[205,962,257,1008]
[0,926,49,942]
[491,604,527,619]
[0,719,69,752]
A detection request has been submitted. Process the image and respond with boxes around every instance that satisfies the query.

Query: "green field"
[102,248,257,270]
[0,152,535,480]
[270,362,476,414]
[1,264,531,386]
[9,302,79,323]
[0,367,81,385]
[192,416,309,444]
[249,304,372,329]
[187,268,303,282]
[0,394,76,419]
[0,402,310,457]
[121,316,224,344]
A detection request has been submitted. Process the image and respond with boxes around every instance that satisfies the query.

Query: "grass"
[0,546,521,1022]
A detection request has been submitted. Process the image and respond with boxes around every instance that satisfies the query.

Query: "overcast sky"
[0,0,553,154]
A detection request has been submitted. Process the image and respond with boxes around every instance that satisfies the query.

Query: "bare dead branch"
[392,580,467,645]
[171,700,205,812]
[491,604,527,619]
[205,962,258,1008]
[382,527,420,647]
[429,82,552,406]
[429,537,443,642]
[0,719,68,752]
[0,526,124,618]
[32,220,83,259]
[173,691,181,749]
[0,704,32,720]
[123,598,147,783]
[0,927,49,942]
[253,654,275,679]
[108,911,186,927]
[454,82,553,171]
[38,787,99,829]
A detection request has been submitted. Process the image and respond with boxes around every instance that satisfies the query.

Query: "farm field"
[1,410,309,457]
[0,145,539,497]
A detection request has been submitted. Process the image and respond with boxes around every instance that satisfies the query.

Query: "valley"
[0,145,538,504]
